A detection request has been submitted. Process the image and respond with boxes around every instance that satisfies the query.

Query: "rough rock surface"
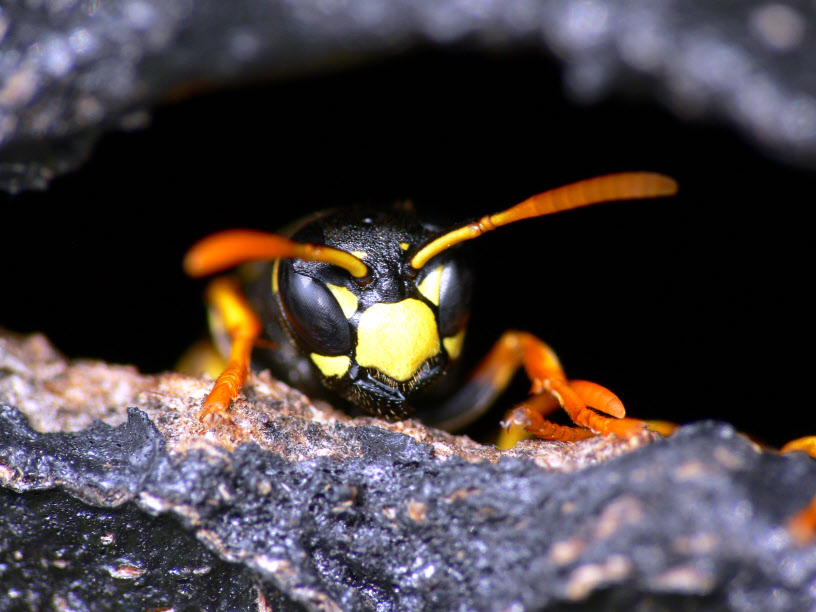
[2,0,816,191]
[2,329,816,611]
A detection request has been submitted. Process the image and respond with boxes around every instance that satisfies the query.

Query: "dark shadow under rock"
[2,329,816,611]
[0,488,259,611]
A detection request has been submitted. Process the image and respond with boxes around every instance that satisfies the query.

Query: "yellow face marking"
[351,250,368,259]
[443,329,466,360]
[400,242,410,251]
[311,353,351,378]
[272,258,280,294]
[326,283,358,319]
[355,299,440,381]
[417,265,444,306]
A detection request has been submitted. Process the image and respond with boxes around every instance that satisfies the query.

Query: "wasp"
[183,173,677,444]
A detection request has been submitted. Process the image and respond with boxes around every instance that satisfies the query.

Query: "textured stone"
[3,330,816,611]
[3,0,816,191]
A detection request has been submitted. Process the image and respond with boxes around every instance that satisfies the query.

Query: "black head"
[273,206,473,419]
[185,173,678,419]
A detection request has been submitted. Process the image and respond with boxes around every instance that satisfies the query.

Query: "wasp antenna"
[183,229,369,278]
[410,172,678,269]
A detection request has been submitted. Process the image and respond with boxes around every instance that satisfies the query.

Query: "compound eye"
[437,259,473,337]
[278,260,352,356]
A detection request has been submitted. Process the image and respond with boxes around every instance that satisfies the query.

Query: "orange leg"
[503,392,595,444]
[197,277,262,427]
[511,331,644,440]
[788,498,816,544]
[782,439,816,543]
[437,330,644,446]
[569,380,625,418]
[782,437,816,456]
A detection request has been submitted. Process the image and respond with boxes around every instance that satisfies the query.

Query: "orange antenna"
[410,172,678,269]
[183,229,369,278]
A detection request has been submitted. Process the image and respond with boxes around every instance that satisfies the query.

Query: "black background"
[2,49,813,447]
